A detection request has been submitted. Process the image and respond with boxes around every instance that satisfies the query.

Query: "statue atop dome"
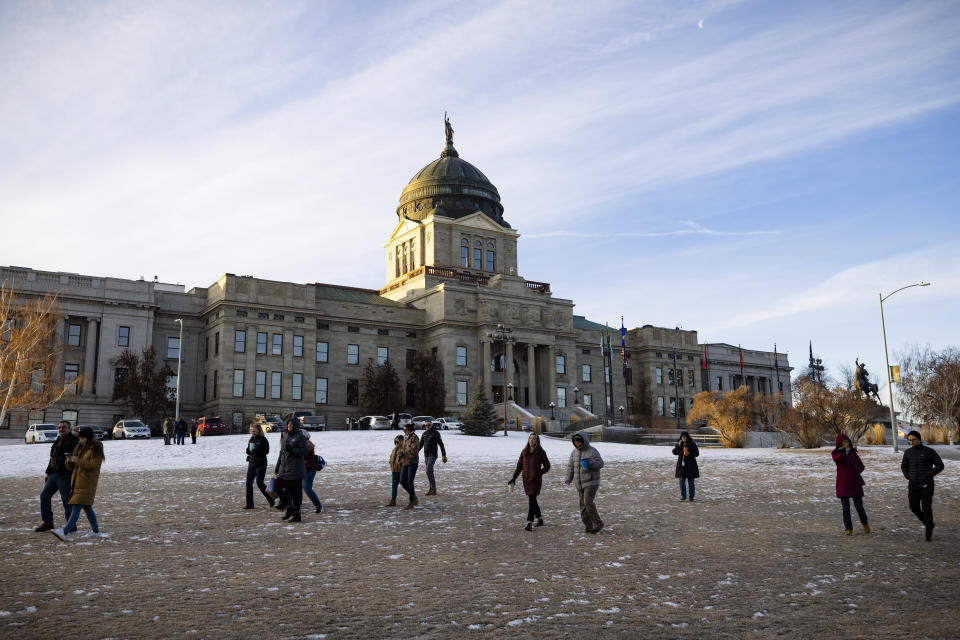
[441,111,458,158]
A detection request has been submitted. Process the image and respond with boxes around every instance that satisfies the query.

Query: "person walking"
[832,434,869,535]
[565,430,604,534]
[387,434,404,507]
[274,418,308,522]
[35,421,79,533]
[190,419,198,444]
[399,423,420,509]
[301,430,323,514]
[901,430,944,541]
[509,433,551,531]
[174,418,187,445]
[51,426,105,540]
[162,418,173,446]
[418,420,447,496]
[244,423,273,509]
[672,431,700,502]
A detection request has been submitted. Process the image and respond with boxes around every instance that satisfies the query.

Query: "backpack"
[315,454,326,471]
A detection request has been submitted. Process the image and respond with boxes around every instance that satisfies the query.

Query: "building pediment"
[385,217,422,244]
[446,211,519,235]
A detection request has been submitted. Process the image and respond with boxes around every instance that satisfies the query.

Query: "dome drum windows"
[396,238,418,278]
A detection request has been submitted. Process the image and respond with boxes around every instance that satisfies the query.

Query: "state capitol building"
[1,121,790,434]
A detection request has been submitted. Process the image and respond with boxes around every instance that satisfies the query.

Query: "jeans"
[391,472,401,500]
[908,483,935,529]
[578,484,603,532]
[277,479,302,513]
[399,463,418,500]
[40,473,71,525]
[175,433,185,445]
[679,477,696,500]
[302,471,322,510]
[424,456,438,491]
[245,464,270,507]
[64,504,98,535]
[840,496,868,531]
[527,494,542,522]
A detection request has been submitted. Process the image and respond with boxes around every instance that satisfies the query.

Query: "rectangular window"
[582,364,591,382]
[669,397,677,417]
[255,370,266,398]
[555,355,565,375]
[486,250,494,271]
[214,332,219,355]
[347,344,359,365]
[258,312,269,319]
[456,380,467,406]
[583,393,593,412]
[316,341,328,363]
[203,374,208,401]
[236,309,248,317]
[167,336,180,359]
[657,396,664,416]
[406,349,416,370]
[272,333,282,356]
[688,370,695,389]
[716,376,723,391]
[204,336,209,360]
[292,373,302,401]
[114,367,128,391]
[295,316,305,323]
[67,323,81,346]
[461,246,469,267]
[273,314,284,321]
[625,368,632,386]
[233,369,244,397]
[456,346,467,366]
[118,326,129,347]
[347,326,360,333]
[556,387,567,408]
[656,367,662,384]
[256,332,267,354]
[271,371,281,399]
[61,409,78,427]
[678,401,686,418]
[64,363,79,392]
[473,247,482,269]
[605,364,610,384]
[377,346,388,366]
[377,328,389,336]
[315,377,328,404]
[213,370,218,397]
[317,321,329,330]
[293,335,304,357]
[346,379,359,406]
[235,330,246,353]
[405,331,417,338]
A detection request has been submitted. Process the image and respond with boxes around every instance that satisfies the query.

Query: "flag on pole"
[620,316,628,367]
[738,344,744,372]
[702,345,707,370]
[809,341,814,369]
[774,343,779,376]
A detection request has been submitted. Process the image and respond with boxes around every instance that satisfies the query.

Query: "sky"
[1,0,958,395]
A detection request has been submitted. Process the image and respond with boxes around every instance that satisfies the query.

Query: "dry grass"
[1,452,958,639]
[864,423,887,445]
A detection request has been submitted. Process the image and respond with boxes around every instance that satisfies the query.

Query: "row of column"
[480,338,556,409]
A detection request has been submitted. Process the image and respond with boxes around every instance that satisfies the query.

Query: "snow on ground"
[0,428,917,478]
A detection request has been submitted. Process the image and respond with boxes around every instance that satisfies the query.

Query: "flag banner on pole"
[620,317,628,366]
[739,344,744,371]
[774,343,779,375]
[702,345,707,370]
[809,341,814,369]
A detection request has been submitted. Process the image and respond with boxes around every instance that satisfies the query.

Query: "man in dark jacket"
[274,418,309,522]
[35,421,79,532]
[418,421,447,495]
[901,430,945,541]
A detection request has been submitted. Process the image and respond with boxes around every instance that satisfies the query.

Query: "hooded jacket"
[565,430,603,489]
[45,432,79,475]
[671,433,700,479]
[274,423,308,480]
[831,433,865,498]
[900,441,944,487]
[511,441,551,496]
[389,438,404,473]
[400,431,420,467]
[66,440,104,505]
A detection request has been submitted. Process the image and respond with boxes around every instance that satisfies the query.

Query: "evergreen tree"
[461,380,496,436]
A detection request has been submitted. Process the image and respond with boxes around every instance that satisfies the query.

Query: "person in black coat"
[901,430,945,541]
[672,431,700,502]
[244,423,273,509]
[35,421,79,532]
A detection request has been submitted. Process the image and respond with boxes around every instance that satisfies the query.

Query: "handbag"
[266,476,278,499]
[858,475,865,486]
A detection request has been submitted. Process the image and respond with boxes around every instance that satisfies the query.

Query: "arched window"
[410,239,416,271]
[473,240,482,269]
[486,241,495,271]
[461,238,469,268]
[395,246,401,278]
[403,243,409,274]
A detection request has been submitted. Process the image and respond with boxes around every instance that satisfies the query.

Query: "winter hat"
[78,426,94,439]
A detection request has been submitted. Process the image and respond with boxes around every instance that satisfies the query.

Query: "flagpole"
[620,316,629,424]
[602,324,611,425]
[672,347,681,429]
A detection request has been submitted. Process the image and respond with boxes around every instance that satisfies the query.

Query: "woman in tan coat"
[387,434,404,506]
[52,426,105,541]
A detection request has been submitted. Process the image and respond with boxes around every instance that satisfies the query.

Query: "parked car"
[358,416,391,430]
[388,413,413,429]
[411,416,435,429]
[75,424,106,441]
[300,416,326,431]
[25,423,60,444]
[112,419,151,439]
[253,414,284,433]
[282,411,314,424]
[196,416,228,436]
[433,417,462,430]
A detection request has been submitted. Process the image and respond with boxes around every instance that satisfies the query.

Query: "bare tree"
[111,347,174,427]
[0,284,81,427]
[781,374,882,447]
[687,386,754,448]
[898,346,960,445]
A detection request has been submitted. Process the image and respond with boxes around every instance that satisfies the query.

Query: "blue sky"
[1,0,957,394]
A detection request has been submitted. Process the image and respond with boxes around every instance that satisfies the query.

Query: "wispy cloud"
[525,221,779,239]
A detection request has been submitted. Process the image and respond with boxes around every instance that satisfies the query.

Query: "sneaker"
[82,531,101,540]
[862,524,871,534]
[34,523,54,533]
[844,529,852,536]
[243,505,255,510]
[315,504,323,514]
[50,528,67,541]
[282,507,295,521]
[289,512,302,523]
[689,497,695,502]
[524,522,533,532]
[680,497,687,502]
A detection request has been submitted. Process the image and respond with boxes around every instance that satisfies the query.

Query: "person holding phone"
[51,426,105,541]
[672,431,700,502]
[832,434,869,535]
[565,431,604,534]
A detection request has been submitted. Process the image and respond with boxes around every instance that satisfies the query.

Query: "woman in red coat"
[831,433,869,535]
[509,433,551,531]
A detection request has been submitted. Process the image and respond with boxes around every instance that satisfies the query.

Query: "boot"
[844,529,852,536]
[289,511,302,523]
[862,523,871,534]
[524,522,533,532]
[412,496,419,506]
[403,500,415,510]
[386,499,396,507]
[282,507,295,520]
[426,489,436,496]
[535,518,544,527]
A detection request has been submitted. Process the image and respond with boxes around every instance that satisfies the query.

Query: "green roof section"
[313,283,409,308]
[573,315,609,331]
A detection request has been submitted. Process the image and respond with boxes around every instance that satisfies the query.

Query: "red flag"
[702,345,707,370]
[738,344,744,371]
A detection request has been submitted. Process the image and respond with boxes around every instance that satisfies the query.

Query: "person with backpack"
[672,431,700,502]
[274,418,308,522]
[244,423,273,510]
[509,433,551,531]
[302,430,323,514]
[832,433,869,536]
[51,426,105,540]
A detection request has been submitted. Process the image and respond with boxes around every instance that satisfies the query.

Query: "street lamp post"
[505,382,513,435]
[174,318,183,423]
[879,282,930,453]
[549,401,556,421]
[618,405,625,423]
[573,385,580,405]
